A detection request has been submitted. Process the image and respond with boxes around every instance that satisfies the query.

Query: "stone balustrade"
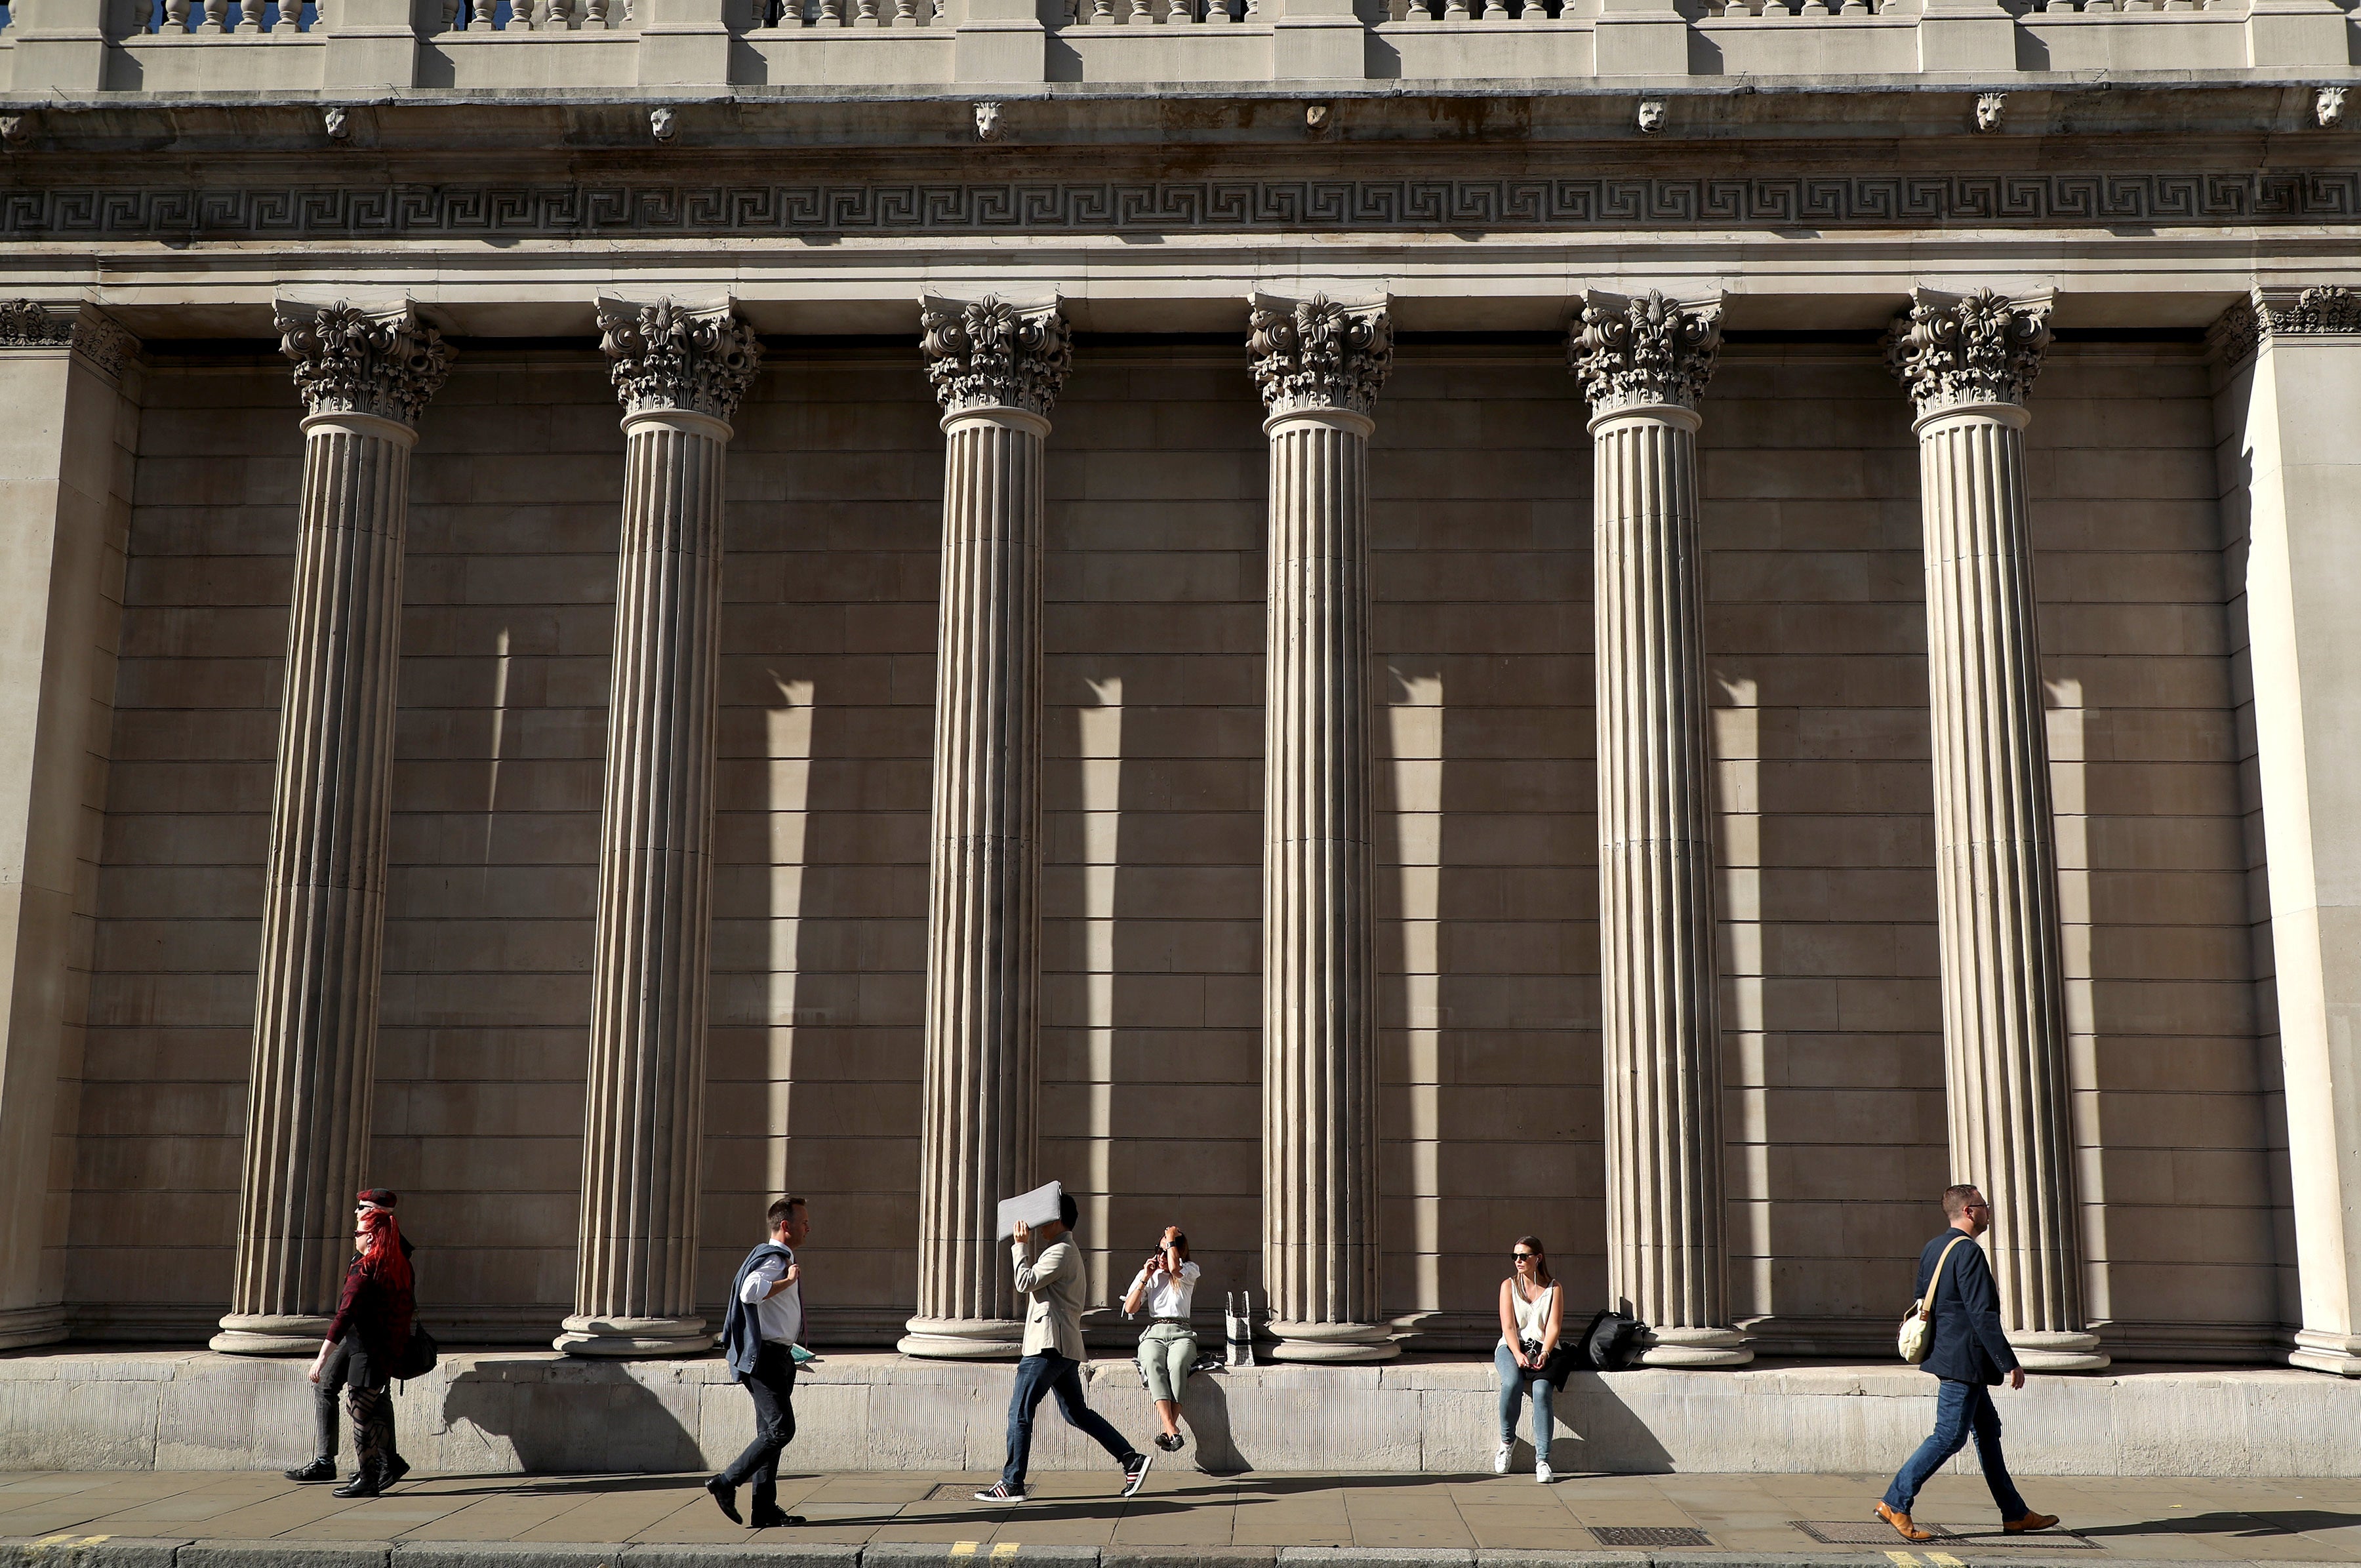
[0,0,2348,92]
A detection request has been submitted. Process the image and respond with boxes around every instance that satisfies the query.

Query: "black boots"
[284,1457,337,1483]
[704,1477,742,1524]
[330,1464,384,1499]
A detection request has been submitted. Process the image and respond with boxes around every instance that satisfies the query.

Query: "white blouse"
[1126,1258,1201,1319]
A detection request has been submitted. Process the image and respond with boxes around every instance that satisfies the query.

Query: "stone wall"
[66,339,2282,1359]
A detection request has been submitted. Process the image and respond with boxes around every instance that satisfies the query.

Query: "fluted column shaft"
[216,302,449,1356]
[903,295,1068,1359]
[1892,287,2105,1371]
[559,297,757,1357]
[1591,405,1750,1367]
[1249,294,1396,1363]
[1572,289,1748,1369]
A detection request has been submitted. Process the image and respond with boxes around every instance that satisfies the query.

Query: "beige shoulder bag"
[1897,1234,1970,1365]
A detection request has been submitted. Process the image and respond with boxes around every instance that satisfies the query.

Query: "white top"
[1126,1258,1201,1319]
[739,1248,803,1346]
[1504,1281,1556,1348]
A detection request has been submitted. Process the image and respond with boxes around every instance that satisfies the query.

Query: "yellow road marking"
[1886,1552,1921,1567]
[1929,1553,1966,1565]
[951,1544,979,1558]
[82,1539,111,1546]
[992,1545,1020,1560]
[32,1537,73,1549]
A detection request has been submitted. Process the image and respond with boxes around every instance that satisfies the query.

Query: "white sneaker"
[1536,1459,1554,1485]
[1492,1443,1512,1476]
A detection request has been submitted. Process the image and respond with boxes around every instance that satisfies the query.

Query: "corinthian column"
[1571,290,1750,1369]
[556,298,759,1357]
[1249,292,1397,1364]
[901,296,1070,1360]
[214,302,451,1355]
[1889,287,2105,1372]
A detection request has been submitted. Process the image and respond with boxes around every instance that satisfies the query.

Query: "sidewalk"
[5,1469,2360,1566]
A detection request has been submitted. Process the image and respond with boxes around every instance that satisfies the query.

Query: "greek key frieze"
[3,171,2357,239]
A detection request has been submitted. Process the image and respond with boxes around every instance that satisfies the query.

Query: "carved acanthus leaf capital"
[919,295,1072,418]
[2211,285,2361,367]
[0,299,141,378]
[597,297,761,423]
[277,300,453,424]
[1886,287,2053,415]
[1569,289,1723,413]
[1247,294,1392,419]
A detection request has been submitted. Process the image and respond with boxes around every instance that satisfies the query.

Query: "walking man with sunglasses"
[1876,1184,2061,1542]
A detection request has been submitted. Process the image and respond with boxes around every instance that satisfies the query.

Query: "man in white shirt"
[708,1196,810,1529]
[973,1190,1152,1504]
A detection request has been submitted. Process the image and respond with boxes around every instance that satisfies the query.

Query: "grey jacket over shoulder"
[1013,1236,1089,1360]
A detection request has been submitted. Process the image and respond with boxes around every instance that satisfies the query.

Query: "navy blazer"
[1914,1228,2020,1386]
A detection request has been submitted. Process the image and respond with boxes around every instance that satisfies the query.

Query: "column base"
[898,1317,1024,1359]
[1265,1320,1400,1363]
[2290,1329,2361,1377]
[552,1314,713,1357]
[2008,1329,2110,1373]
[0,1304,68,1352]
[1639,1325,1754,1369]
[211,1314,331,1356]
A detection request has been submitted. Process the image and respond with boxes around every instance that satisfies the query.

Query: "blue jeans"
[1001,1351,1139,1491]
[1882,1378,2030,1518]
[1493,1342,1555,1456]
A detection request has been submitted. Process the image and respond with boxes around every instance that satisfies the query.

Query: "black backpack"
[1581,1308,1646,1372]
[394,1324,439,1382]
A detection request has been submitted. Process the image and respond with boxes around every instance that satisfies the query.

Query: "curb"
[0,1542,2324,1568]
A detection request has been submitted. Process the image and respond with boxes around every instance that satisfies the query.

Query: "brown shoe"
[1877,1503,1935,1542]
[2006,1512,2060,1535]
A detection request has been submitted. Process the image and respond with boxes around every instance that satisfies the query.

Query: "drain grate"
[927,1483,1003,1500]
[1792,1521,2099,1550]
[1588,1527,1715,1548]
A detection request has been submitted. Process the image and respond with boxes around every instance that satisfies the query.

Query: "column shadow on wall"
[437,1359,704,1473]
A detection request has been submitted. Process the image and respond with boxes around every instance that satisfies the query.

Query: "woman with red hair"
[306,1190,416,1497]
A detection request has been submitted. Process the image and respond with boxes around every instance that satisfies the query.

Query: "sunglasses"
[1511,1252,1537,1261]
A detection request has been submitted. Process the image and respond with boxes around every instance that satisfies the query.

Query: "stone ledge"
[0,1352,2354,1476]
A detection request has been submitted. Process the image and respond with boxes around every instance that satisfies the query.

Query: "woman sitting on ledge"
[1494,1234,1563,1484]
[1123,1226,1202,1453]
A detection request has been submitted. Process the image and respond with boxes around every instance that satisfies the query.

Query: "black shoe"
[749,1509,805,1529]
[330,1469,383,1499]
[705,1476,742,1525]
[1155,1432,1184,1453]
[1121,1450,1154,1498]
[386,1455,411,1486]
[284,1457,337,1483]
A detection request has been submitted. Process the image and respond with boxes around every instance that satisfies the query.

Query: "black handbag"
[1580,1308,1647,1372]
[393,1324,439,1382]
[1520,1336,1585,1389]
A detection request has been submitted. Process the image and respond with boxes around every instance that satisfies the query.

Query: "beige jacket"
[1013,1236,1089,1360]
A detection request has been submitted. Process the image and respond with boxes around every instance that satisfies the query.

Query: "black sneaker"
[704,1476,742,1525]
[973,1483,1025,1503]
[1121,1451,1154,1498]
[1155,1432,1184,1453]
[283,1457,337,1483]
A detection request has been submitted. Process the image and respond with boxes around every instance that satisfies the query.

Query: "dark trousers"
[999,1351,1138,1492]
[1883,1377,2030,1519]
[315,1337,400,1469]
[719,1342,799,1509]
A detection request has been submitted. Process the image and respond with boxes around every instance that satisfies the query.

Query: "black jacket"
[1914,1228,2019,1386]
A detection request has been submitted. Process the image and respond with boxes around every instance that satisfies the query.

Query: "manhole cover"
[1792,1522,2099,1550]
[1589,1527,1714,1548]
[927,1483,1005,1500]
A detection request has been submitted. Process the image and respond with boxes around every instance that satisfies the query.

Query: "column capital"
[2211,284,2361,368]
[275,300,453,425]
[0,299,139,380]
[919,293,1072,420]
[1247,292,1392,420]
[1885,287,2053,417]
[596,296,761,424]
[1569,289,1723,415]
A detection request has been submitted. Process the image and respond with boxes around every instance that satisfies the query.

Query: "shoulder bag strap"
[1923,1235,1971,1316]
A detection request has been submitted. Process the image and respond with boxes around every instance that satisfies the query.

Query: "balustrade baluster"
[855,0,878,26]
[233,0,260,33]
[163,0,188,28]
[197,0,224,30]
[1442,0,1467,21]
[506,0,534,28]
[468,0,493,30]
[583,0,609,28]
[893,0,914,24]
[540,0,571,31]
[273,0,300,31]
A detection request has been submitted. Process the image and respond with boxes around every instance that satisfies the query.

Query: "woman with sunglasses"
[305,1193,416,1498]
[1122,1225,1201,1453]
[1493,1236,1562,1482]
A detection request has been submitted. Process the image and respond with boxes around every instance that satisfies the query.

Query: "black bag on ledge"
[1580,1309,1647,1374]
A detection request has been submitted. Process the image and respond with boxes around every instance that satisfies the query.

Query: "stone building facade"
[1,0,2359,1388]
